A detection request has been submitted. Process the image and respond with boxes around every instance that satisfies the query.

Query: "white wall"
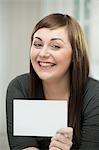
[40,0,74,17]
[90,0,99,80]
[0,0,41,149]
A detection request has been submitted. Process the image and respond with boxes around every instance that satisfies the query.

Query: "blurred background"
[0,0,99,149]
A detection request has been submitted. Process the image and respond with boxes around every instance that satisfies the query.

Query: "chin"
[39,77,51,81]
[38,75,53,82]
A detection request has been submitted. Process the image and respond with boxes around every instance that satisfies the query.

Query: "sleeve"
[79,81,99,150]
[6,76,39,150]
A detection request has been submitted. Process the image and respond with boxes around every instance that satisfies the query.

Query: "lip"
[38,61,56,66]
[37,61,56,70]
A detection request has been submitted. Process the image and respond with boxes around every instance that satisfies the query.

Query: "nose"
[38,46,50,58]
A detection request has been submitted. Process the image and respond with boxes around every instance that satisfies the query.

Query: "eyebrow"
[34,37,64,43]
[33,37,42,41]
[51,38,64,43]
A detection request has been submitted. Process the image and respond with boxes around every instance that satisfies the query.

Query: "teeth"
[39,62,54,67]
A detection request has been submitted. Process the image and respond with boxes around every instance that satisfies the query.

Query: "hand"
[49,127,73,150]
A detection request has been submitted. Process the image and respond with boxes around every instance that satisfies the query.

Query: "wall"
[90,0,99,79]
[0,0,41,149]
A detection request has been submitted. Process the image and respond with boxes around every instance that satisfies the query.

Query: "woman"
[6,13,99,150]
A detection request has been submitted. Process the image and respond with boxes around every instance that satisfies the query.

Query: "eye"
[33,42,43,49]
[51,44,61,50]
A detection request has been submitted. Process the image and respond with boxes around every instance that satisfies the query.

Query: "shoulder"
[80,77,99,147]
[84,77,99,99]
[86,77,99,89]
[82,77,99,116]
[8,73,29,87]
[7,73,29,98]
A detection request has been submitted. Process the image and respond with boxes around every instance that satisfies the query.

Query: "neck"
[42,76,70,100]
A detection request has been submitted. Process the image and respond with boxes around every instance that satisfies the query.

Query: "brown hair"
[29,13,89,148]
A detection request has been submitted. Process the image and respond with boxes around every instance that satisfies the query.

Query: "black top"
[6,73,99,150]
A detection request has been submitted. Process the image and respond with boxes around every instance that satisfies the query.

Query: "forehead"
[33,27,68,41]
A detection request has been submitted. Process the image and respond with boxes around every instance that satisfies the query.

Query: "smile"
[38,61,56,68]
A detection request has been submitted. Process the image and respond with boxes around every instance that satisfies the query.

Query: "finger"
[51,133,72,147]
[56,127,73,140]
[49,139,72,150]
[56,127,73,135]
[51,133,66,143]
[49,147,60,150]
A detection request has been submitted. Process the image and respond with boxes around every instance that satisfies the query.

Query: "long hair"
[29,13,89,148]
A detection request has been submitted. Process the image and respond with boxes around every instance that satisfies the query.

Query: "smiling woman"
[6,13,99,150]
[30,27,72,83]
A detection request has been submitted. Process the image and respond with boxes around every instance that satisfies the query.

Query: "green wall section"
[74,0,91,46]
[74,0,80,19]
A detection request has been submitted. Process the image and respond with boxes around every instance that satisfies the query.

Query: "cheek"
[30,49,37,64]
[65,52,72,63]
[30,49,34,62]
[60,51,72,69]
[58,50,72,63]
[64,49,72,62]
[30,51,37,70]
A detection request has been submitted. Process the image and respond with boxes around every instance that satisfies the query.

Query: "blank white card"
[13,100,67,137]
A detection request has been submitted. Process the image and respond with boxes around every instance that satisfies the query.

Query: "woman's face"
[30,27,72,82]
